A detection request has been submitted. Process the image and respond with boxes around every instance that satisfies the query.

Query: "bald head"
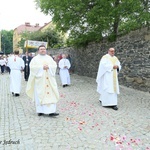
[108,48,115,57]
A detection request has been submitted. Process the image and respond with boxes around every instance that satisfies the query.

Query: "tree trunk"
[113,0,120,40]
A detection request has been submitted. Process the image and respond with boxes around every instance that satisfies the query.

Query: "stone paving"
[0,72,150,150]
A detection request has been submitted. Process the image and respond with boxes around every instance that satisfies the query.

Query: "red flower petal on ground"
[78,127,82,131]
[110,136,114,141]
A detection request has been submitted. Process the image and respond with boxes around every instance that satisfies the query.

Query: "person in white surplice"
[96,48,121,110]
[58,54,71,87]
[7,51,25,97]
[26,45,60,117]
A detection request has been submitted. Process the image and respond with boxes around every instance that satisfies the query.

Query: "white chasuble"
[8,55,25,94]
[59,58,71,85]
[26,54,59,114]
[96,54,121,106]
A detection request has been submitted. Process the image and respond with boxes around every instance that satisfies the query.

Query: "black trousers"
[24,66,30,81]
[0,65,5,73]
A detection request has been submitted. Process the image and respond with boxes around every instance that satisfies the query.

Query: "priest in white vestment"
[58,54,71,87]
[26,45,60,116]
[7,51,25,97]
[96,48,121,110]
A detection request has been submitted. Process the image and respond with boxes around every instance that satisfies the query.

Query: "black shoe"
[12,92,14,95]
[38,113,43,116]
[49,113,59,117]
[65,84,68,86]
[112,106,118,110]
[99,100,101,103]
[15,94,20,97]
[63,85,66,88]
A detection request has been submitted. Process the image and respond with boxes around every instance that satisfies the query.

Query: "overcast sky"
[0,0,52,30]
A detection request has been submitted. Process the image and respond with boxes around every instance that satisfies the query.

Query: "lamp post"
[3,43,5,54]
[0,13,1,52]
[26,39,28,53]
[1,34,5,54]
[0,31,1,52]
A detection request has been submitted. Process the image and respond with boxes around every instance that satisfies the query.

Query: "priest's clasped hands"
[113,65,118,69]
[43,64,49,70]
[64,66,68,69]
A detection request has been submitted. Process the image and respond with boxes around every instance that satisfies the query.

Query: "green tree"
[35,0,150,46]
[18,27,65,52]
[1,30,13,54]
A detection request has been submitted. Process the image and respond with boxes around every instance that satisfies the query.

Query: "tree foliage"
[1,30,13,54]
[35,0,150,47]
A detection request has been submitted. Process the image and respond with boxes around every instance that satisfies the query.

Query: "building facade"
[13,22,41,53]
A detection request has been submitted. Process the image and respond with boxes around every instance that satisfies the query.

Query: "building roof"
[14,22,42,34]
[39,21,52,30]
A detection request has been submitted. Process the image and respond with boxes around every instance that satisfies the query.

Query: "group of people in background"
[0,52,33,76]
[0,49,72,97]
[0,45,121,117]
[0,47,72,116]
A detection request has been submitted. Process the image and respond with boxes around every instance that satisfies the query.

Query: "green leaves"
[1,30,13,54]
[35,0,150,47]
[18,27,65,51]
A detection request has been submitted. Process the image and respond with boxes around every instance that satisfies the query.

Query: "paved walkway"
[0,73,150,150]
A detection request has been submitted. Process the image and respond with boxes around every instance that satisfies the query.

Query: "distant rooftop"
[14,22,45,33]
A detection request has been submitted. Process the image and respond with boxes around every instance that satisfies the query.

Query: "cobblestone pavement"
[0,73,150,150]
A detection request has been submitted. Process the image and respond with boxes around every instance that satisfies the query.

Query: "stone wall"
[49,28,150,92]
